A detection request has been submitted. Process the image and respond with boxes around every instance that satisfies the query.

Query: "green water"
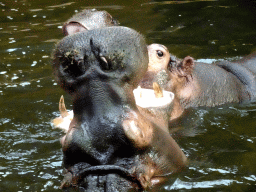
[0,0,256,191]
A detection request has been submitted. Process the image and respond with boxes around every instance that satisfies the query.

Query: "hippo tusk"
[153,82,163,98]
[137,86,142,98]
[59,95,70,118]
[51,95,73,132]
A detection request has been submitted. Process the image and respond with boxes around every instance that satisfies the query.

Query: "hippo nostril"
[62,58,85,78]
[90,38,113,71]
[168,59,177,72]
[100,56,108,64]
[60,50,88,79]
[99,55,112,71]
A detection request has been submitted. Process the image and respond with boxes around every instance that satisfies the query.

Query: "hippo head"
[139,43,193,91]
[62,9,119,36]
[139,44,196,120]
[52,27,187,191]
[139,44,172,90]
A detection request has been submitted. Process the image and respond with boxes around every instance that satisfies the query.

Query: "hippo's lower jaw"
[60,163,144,191]
[60,162,173,191]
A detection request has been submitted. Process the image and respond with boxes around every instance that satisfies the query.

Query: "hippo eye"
[157,50,164,57]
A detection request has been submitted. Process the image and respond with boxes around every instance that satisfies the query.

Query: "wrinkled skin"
[61,10,174,125]
[62,9,118,36]
[52,27,187,191]
[140,45,256,120]
[52,44,175,134]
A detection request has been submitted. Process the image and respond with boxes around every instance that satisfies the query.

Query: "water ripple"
[166,178,243,190]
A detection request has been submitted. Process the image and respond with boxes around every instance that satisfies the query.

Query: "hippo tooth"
[59,95,70,117]
[52,95,73,133]
[153,82,163,98]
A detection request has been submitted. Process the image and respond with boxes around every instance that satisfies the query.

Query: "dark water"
[0,0,256,191]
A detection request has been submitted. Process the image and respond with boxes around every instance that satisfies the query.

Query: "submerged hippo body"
[52,27,187,191]
[62,9,118,36]
[141,45,256,120]
[167,54,256,119]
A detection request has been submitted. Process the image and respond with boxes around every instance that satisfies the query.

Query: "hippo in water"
[55,10,176,132]
[52,43,175,133]
[140,44,256,120]
[52,27,187,191]
[62,9,119,36]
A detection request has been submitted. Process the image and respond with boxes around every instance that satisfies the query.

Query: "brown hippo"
[62,9,118,36]
[140,44,256,120]
[52,27,187,191]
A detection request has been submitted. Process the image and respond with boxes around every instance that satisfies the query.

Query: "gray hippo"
[52,43,174,133]
[62,9,118,36]
[140,44,256,120]
[52,27,187,191]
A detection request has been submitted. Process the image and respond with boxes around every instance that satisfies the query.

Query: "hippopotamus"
[140,44,256,120]
[139,44,171,89]
[62,9,118,36]
[52,27,187,191]
[52,43,175,133]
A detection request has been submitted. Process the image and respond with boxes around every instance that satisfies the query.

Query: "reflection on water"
[0,0,256,191]
[170,102,256,191]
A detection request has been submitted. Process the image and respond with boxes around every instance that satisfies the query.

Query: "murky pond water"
[0,0,256,191]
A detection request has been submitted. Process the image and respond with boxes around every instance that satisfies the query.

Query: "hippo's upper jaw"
[52,27,187,191]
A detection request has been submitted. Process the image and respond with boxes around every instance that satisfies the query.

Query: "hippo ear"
[179,56,194,77]
[62,22,87,36]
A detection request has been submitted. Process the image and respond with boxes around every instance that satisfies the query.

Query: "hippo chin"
[139,44,256,120]
[52,27,187,191]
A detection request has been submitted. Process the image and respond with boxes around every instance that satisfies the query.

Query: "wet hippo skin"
[62,9,118,36]
[52,44,175,133]
[52,27,187,191]
[140,46,256,120]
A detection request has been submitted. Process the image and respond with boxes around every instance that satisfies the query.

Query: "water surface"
[0,0,256,191]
